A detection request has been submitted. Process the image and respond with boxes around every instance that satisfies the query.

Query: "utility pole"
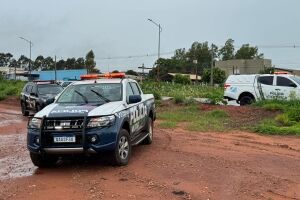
[210,44,214,86]
[54,55,57,81]
[138,64,152,83]
[19,37,33,75]
[148,18,162,82]
[193,60,198,83]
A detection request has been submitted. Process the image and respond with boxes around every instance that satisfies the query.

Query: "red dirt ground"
[0,99,299,200]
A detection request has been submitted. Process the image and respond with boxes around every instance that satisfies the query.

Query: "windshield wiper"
[90,89,110,103]
[74,90,88,103]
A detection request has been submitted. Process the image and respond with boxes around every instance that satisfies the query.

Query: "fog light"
[35,136,40,144]
[90,136,98,143]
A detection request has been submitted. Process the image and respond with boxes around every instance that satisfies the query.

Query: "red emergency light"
[80,73,125,80]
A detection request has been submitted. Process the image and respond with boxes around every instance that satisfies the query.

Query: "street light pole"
[19,37,33,74]
[148,18,162,81]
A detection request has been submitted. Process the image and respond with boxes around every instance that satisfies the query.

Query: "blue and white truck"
[27,75,156,167]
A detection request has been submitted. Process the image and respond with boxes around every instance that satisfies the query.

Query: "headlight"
[28,118,42,129]
[87,115,116,128]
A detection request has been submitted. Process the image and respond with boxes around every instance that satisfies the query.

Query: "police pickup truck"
[27,74,155,167]
[224,73,300,105]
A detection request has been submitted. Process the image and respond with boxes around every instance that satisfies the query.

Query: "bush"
[0,79,26,100]
[174,74,191,85]
[202,68,226,84]
[173,94,185,104]
[153,91,161,100]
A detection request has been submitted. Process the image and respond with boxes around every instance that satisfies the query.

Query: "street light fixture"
[148,18,162,81]
[19,37,33,74]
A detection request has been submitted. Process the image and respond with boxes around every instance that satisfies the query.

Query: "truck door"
[256,75,276,100]
[24,84,33,109]
[274,76,298,100]
[126,82,146,138]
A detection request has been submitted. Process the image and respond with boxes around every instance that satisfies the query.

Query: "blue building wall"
[32,69,87,81]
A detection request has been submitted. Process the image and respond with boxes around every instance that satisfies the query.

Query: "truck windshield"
[290,76,300,85]
[57,83,122,104]
[38,84,63,95]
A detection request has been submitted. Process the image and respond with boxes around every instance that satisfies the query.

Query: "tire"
[239,96,254,106]
[36,104,42,112]
[30,152,58,168]
[112,129,132,166]
[143,117,153,145]
[21,102,29,116]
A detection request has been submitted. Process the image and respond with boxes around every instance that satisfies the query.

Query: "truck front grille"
[44,118,84,130]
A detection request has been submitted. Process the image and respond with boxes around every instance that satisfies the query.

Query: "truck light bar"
[80,73,125,80]
[274,72,289,75]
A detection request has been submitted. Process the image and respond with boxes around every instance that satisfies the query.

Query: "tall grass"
[254,100,300,135]
[140,81,224,101]
[0,79,26,100]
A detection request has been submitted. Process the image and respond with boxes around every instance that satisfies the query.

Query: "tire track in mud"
[0,134,35,181]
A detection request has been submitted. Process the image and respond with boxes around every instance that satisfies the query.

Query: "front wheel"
[21,102,29,116]
[112,129,132,166]
[30,152,58,168]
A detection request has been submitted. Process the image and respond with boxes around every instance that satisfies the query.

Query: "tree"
[34,55,45,71]
[65,58,76,69]
[43,57,54,70]
[75,57,85,69]
[235,44,263,59]
[126,70,139,76]
[56,59,65,70]
[0,53,13,67]
[202,68,226,84]
[17,55,30,69]
[85,50,98,73]
[219,39,235,60]
[112,70,119,73]
[174,74,191,84]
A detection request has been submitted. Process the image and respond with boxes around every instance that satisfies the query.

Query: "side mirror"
[289,83,297,88]
[46,98,55,105]
[128,95,142,104]
[30,92,36,96]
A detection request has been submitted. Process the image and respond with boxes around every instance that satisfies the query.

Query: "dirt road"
[0,98,299,200]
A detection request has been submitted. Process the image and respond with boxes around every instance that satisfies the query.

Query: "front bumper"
[27,117,119,155]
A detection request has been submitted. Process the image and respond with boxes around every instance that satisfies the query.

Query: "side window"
[126,83,134,102]
[258,76,273,85]
[130,82,141,95]
[277,77,296,87]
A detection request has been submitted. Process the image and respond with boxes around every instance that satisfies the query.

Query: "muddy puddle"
[0,134,36,181]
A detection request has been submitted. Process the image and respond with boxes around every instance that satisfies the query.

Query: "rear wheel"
[239,96,254,106]
[21,102,29,116]
[30,152,58,168]
[112,129,131,166]
[143,117,153,145]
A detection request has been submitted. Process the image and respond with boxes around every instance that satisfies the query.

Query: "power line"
[95,44,300,61]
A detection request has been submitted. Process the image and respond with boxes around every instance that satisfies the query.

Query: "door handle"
[275,89,281,91]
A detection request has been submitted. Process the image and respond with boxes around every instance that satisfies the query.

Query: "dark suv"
[20,81,64,116]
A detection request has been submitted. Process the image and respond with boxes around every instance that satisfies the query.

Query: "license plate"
[53,136,76,143]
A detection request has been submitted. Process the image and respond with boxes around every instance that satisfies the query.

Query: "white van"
[224,73,300,105]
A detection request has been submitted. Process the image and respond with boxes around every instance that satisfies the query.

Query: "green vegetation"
[173,74,191,84]
[254,100,300,135]
[0,79,26,100]
[158,105,229,132]
[141,81,224,102]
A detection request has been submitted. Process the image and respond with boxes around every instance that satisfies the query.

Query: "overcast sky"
[1,0,300,72]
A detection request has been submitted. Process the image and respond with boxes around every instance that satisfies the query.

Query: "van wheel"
[30,152,58,168]
[21,102,29,116]
[143,117,153,145]
[112,129,131,166]
[239,96,254,106]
